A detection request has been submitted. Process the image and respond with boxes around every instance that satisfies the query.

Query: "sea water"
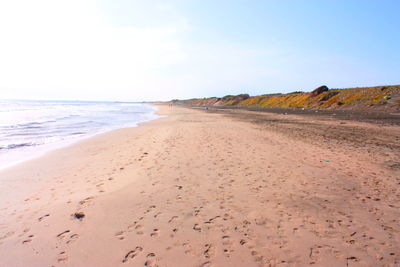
[0,100,159,169]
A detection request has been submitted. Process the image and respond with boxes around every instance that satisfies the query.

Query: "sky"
[0,0,399,101]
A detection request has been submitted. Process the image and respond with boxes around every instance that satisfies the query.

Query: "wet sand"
[0,105,399,266]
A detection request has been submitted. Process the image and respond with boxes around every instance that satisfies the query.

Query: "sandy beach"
[0,105,399,266]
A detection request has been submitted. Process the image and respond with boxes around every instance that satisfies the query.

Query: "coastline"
[0,104,164,208]
[0,105,399,266]
[0,103,160,171]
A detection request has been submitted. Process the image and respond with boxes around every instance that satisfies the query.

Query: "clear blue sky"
[0,0,399,101]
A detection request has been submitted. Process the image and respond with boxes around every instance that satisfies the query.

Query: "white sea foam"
[0,100,160,169]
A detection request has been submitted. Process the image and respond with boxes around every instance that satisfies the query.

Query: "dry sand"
[0,105,399,266]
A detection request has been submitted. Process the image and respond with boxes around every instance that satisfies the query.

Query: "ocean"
[0,100,159,169]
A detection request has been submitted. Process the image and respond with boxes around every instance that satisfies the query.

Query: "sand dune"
[0,105,399,266]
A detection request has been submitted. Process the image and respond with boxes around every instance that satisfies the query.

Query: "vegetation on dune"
[171,85,400,111]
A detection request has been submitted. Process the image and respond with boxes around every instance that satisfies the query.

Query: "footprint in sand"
[193,224,202,232]
[144,253,158,267]
[22,235,33,244]
[57,230,71,238]
[223,248,234,258]
[168,216,178,223]
[182,242,195,255]
[79,197,94,206]
[66,234,79,244]
[200,261,213,267]
[171,228,178,234]
[153,212,162,218]
[57,230,79,244]
[222,235,232,246]
[150,229,159,237]
[38,214,50,222]
[203,244,214,259]
[122,246,143,263]
[194,207,203,216]
[57,251,68,262]
[134,224,144,235]
[204,216,220,224]
[127,223,137,232]
[145,205,157,214]
[115,231,125,240]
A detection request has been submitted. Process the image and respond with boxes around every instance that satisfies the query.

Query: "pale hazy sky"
[0,0,399,101]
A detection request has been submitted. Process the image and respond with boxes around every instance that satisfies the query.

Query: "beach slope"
[0,105,399,266]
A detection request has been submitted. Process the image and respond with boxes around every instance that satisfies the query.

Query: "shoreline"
[0,105,165,210]
[0,105,399,266]
[0,104,161,171]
